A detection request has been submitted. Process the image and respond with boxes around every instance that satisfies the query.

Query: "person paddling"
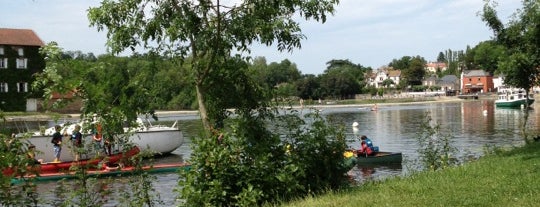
[357,135,376,157]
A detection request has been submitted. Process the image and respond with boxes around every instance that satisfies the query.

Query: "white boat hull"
[24,128,183,163]
[128,128,184,155]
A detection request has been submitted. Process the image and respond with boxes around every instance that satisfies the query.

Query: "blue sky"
[1,0,521,75]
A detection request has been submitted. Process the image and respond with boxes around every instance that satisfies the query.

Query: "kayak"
[11,162,190,184]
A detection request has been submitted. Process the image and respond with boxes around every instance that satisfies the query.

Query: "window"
[18,48,24,56]
[17,82,28,92]
[0,83,8,93]
[16,58,27,69]
[0,58,7,69]
[0,47,4,55]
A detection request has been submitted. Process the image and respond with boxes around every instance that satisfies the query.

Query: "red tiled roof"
[425,62,447,68]
[0,28,44,46]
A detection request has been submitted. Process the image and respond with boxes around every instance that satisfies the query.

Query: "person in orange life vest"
[92,121,104,156]
[358,135,375,156]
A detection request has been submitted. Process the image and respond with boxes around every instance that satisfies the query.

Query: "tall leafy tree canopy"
[388,56,426,87]
[88,0,340,131]
[319,59,365,99]
[482,0,540,97]
[295,74,321,100]
[402,56,427,86]
[265,59,302,87]
[436,52,446,62]
[471,40,506,74]
[388,56,412,70]
[325,59,369,85]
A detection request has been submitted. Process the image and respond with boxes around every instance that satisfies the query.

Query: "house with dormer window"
[0,28,45,111]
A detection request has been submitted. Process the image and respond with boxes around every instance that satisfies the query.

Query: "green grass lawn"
[280,142,540,207]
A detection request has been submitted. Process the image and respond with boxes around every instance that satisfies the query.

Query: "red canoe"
[3,147,140,176]
[10,162,190,184]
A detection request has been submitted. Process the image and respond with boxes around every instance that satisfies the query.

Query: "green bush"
[0,134,40,206]
[414,113,457,171]
[179,109,349,206]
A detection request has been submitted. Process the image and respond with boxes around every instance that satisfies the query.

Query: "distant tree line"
[48,36,518,112]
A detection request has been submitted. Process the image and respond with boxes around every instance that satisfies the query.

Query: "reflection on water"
[3,100,538,205]
[319,100,533,181]
[34,170,181,206]
[348,163,403,183]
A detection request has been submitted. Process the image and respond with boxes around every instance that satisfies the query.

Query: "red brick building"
[461,70,494,94]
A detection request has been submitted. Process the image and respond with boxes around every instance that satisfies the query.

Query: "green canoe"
[357,152,402,165]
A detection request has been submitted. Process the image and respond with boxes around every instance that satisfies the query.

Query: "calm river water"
[12,99,540,206]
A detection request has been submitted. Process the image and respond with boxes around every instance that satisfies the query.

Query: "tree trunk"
[523,89,531,144]
[195,82,211,134]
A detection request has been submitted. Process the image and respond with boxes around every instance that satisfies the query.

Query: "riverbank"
[0,94,496,122]
[2,96,468,121]
[279,142,540,207]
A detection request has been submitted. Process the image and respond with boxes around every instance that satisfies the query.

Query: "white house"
[425,62,447,73]
[368,67,401,88]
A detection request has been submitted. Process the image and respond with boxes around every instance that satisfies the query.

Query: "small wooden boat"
[3,147,140,176]
[10,162,191,184]
[356,151,402,164]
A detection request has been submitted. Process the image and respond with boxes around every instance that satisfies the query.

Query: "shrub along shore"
[279,142,540,207]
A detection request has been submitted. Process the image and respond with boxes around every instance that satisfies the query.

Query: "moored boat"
[3,147,140,176]
[356,151,403,165]
[20,119,183,162]
[495,89,534,108]
[10,162,190,184]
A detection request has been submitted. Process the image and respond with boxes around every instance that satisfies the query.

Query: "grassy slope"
[282,142,540,207]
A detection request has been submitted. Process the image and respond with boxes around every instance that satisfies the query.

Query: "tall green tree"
[295,74,321,100]
[392,56,426,87]
[482,0,540,144]
[436,52,446,62]
[407,57,427,86]
[463,45,476,71]
[388,56,412,70]
[247,56,269,86]
[88,0,339,132]
[319,59,365,99]
[265,59,302,88]
[473,41,505,74]
[482,0,540,108]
